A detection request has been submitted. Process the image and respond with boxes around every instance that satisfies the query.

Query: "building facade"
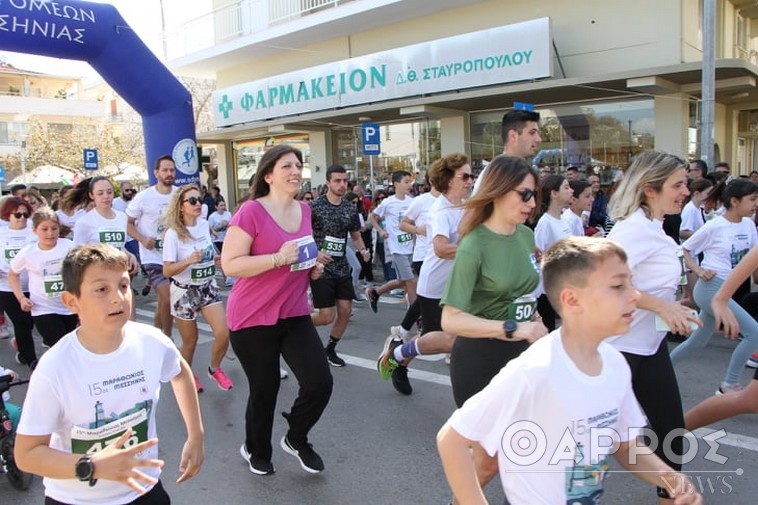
[165,0,758,203]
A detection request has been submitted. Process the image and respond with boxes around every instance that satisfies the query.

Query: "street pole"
[21,139,27,184]
[701,0,716,169]
[369,155,375,193]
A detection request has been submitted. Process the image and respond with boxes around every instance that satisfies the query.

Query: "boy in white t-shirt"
[437,236,702,505]
[14,243,204,505]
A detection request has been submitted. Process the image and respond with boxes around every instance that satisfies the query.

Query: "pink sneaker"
[208,367,233,391]
[193,374,204,393]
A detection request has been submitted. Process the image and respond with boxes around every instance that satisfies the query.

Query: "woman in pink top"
[222,144,330,477]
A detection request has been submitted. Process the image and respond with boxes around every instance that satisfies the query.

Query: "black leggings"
[450,336,528,407]
[230,315,333,461]
[622,339,684,471]
[417,295,442,335]
[45,480,169,504]
[0,291,35,365]
[33,313,79,347]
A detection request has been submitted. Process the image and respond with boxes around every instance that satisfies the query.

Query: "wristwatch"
[75,454,98,487]
[503,320,518,339]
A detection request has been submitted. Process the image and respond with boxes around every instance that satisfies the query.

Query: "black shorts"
[412,260,423,277]
[418,295,443,335]
[310,276,355,308]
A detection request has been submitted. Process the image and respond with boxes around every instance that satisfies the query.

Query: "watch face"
[505,320,518,333]
[76,457,93,480]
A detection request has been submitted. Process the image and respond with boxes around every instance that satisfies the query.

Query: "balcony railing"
[164,0,354,61]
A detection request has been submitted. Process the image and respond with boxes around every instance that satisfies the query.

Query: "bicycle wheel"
[1,434,33,490]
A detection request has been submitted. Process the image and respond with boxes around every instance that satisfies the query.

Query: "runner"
[310,165,371,367]
[365,171,415,312]
[377,153,473,395]
[126,155,177,337]
[162,185,233,393]
[8,208,78,348]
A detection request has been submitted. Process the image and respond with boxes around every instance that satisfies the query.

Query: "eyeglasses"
[12,212,29,219]
[183,196,202,205]
[456,173,476,182]
[512,189,536,202]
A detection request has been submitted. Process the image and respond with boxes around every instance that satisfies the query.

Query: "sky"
[0,0,208,81]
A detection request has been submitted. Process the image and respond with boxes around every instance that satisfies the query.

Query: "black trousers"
[622,339,684,471]
[230,315,333,460]
[33,313,79,347]
[0,290,35,364]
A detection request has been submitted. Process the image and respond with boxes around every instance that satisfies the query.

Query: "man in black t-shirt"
[311,165,371,366]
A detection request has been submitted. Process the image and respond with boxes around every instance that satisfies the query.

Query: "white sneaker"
[390,325,412,341]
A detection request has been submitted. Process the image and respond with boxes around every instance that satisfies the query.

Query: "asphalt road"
[3,276,758,504]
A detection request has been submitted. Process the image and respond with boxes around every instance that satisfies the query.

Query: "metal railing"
[164,0,353,60]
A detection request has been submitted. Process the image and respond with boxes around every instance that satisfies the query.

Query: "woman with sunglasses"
[9,208,78,349]
[440,155,548,491]
[162,185,233,393]
[0,197,38,369]
[298,190,315,204]
[222,144,330,476]
[69,177,140,275]
[606,151,701,502]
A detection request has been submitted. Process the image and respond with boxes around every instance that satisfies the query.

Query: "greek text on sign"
[213,18,552,127]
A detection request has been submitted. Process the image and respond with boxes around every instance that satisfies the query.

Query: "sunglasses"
[124,189,136,194]
[456,173,476,182]
[183,196,202,205]
[304,197,313,201]
[513,189,536,202]
[12,212,30,219]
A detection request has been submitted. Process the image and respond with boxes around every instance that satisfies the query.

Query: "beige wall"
[218,0,688,87]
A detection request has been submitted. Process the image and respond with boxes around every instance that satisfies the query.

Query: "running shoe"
[193,374,204,393]
[390,325,412,341]
[325,346,346,367]
[280,436,324,474]
[747,352,758,368]
[208,367,233,390]
[391,365,413,395]
[365,287,380,313]
[141,284,151,296]
[377,336,402,380]
[0,324,9,339]
[240,444,275,475]
[15,352,26,366]
[715,383,744,396]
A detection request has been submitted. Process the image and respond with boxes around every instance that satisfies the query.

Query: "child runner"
[14,243,204,505]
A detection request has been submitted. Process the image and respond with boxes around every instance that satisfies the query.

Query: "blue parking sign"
[0,165,5,183]
[83,148,98,170]
[362,123,381,156]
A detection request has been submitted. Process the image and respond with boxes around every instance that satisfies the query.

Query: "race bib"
[397,233,413,244]
[290,236,318,272]
[70,409,149,455]
[191,262,216,283]
[43,273,64,298]
[99,230,126,246]
[508,295,538,323]
[154,238,163,251]
[321,235,346,257]
[3,247,21,261]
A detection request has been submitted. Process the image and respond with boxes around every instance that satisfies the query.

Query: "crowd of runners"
[6,109,758,503]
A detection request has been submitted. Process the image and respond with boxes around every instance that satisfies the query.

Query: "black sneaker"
[325,346,346,367]
[240,444,274,475]
[391,365,413,395]
[365,287,379,313]
[280,436,324,473]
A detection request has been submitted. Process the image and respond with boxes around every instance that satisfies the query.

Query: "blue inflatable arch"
[0,0,198,186]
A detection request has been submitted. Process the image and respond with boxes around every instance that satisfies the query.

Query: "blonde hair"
[608,151,687,221]
[163,184,201,242]
[459,155,538,237]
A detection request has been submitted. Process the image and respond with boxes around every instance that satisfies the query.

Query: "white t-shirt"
[404,192,437,262]
[417,194,464,299]
[682,215,758,280]
[125,186,176,265]
[17,321,181,505]
[535,213,573,252]
[561,210,585,237]
[449,330,645,505]
[0,226,36,292]
[680,200,706,234]
[373,194,414,255]
[207,210,232,243]
[111,197,130,213]
[607,208,681,355]
[55,209,85,232]
[162,220,216,285]
[10,239,75,316]
[73,209,129,251]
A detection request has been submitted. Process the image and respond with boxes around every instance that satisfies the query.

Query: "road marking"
[135,309,758,453]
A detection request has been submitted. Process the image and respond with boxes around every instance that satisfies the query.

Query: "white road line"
[135,309,758,453]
